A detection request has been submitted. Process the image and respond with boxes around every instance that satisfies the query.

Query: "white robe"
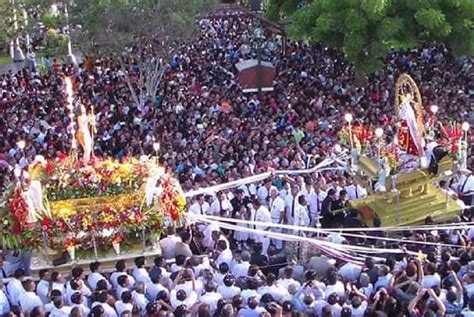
[399,99,423,155]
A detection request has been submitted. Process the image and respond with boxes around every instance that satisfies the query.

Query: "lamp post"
[462,122,470,141]
[254,26,265,96]
[17,139,26,152]
[240,24,274,96]
[12,0,25,62]
[427,105,438,140]
[16,140,26,189]
[153,141,160,163]
[344,113,354,167]
[461,122,470,169]
[64,4,77,66]
[375,128,384,164]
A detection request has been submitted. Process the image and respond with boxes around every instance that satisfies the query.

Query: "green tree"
[268,0,474,75]
[69,0,216,109]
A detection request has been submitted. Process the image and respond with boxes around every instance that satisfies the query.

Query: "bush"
[42,29,68,56]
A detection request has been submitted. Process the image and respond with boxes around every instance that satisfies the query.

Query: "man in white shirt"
[19,279,43,314]
[159,227,182,260]
[132,283,149,315]
[91,291,118,317]
[307,183,327,227]
[110,260,136,289]
[217,275,241,300]
[188,194,210,216]
[51,271,66,297]
[0,280,10,315]
[238,296,266,317]
[231,250,251,279]
[285,185,301,227]
[0,253,12,279]
[49,297,71,317]
[345,178,368,200]
[296,176,309,197]
[170,289,198,310]
[132,256,152,284]
[209,191,233,215]
[251,199,272,255]
[374,265,393,291]
[70,292,90,316]
[269,187,285,249]
[257,179,272,206]
[115,291,134,316]
[115,291,133,316]
[347,295,369,317]
[199,281,223,315]
[66,267,92,301]
[293,195,310,236]
[87,261,111,291]
[241,279,261,304]
[6,268,25,306]
[215,240,233,268]
[37,269,52,304]
[116,275,132,299]
[277,266,301,290]
[146,276,169,302]
[257,273,289,302]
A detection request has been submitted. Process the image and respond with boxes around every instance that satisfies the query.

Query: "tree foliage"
[69,0,216,109]
[267,0,474,74]
[71,0,216,57]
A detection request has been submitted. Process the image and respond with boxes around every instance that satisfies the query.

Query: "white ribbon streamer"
[187,213,418,261]
[184,153,348,198]
[187,213,470,258]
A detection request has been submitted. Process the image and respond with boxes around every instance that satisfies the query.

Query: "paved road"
[0,52,83,75]
[0,61,26,74]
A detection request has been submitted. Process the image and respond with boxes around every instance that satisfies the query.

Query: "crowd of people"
[0,217,473,317]
[0,9,473,317]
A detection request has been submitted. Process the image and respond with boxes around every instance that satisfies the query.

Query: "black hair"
[71,267,84,279]
[90,261,100,272]
[14,268,25,279]
[116,259,126,272]
[175,254,186,266]
[70,291,82,304]
[219,262,229,274]
[39,269,49,279]
[51,271,60,282]
[117,275,128,287]
[96,279,108,291]
[134,256,145,268]
[91,305,105,317]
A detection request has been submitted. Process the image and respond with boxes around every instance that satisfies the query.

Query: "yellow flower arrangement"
[56,206,75,219]
[118,163,133,179]
[176,195,186,212]
[111,173,122,185]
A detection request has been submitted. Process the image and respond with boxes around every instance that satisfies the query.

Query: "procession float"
[0,78,186,271]
[341,74,469,227]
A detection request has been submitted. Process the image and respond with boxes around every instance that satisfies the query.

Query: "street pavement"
[0,52,83,75]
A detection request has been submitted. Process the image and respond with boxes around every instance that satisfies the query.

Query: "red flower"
[8,188,29,230]
[45,160,54,175]
[11,223,21,235]
[57,152,68,162]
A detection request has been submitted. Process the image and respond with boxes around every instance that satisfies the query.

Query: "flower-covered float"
[0,154,186,262]
[338,74,466,227]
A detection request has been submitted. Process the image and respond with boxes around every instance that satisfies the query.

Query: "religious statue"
[76,104,95,163]
[398,93,423,156]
